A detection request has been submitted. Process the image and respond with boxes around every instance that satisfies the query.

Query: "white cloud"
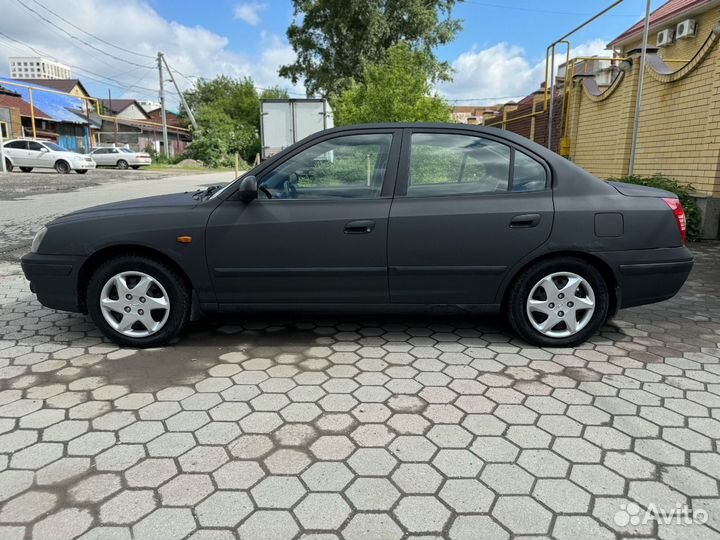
[233,2,267,26]
[0,0,302,109]
[439,38,610,105]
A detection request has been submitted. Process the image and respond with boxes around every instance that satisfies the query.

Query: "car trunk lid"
[607,181,676,198]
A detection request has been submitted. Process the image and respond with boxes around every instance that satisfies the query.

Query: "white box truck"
[260,99,334,159]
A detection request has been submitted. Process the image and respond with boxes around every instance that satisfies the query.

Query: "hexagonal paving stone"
[158,474,214,506]
[432,449,483,478]
[196,491,253,527]
[343,514,402,540]
[481,464,534,495]
[449,515,509,540]
[302,462,354,492]
[392,463,443,494]
[213,460,265,490]
[348,448,397,476]
[534,479,591,513]
[345,477,400,511]
[132,508,196,540]
[251,476,306,509]
[393,496,451,533]
[69,473,122,504]
[125,458,178,488]
[492,495,552,535]
[294,493,351,530]
[439,479,495,513]
[0,490,58,523]
[237,510,299,540]
[100,490,156,524]
[264,448,311,474]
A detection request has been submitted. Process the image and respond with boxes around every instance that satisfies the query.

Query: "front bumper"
[594,246,694,309]
[21,252,86,313]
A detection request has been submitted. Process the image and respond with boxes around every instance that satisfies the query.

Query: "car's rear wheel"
[55,160,70,174]
[76,170,88,174]
[87,255,190,347]
[20,167,33,173]
[131,165,140,170]
[507,257,609,347]
[5,159,14,172]
[117,159,129,170]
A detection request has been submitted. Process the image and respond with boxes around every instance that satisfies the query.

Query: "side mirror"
[238,175,258,202]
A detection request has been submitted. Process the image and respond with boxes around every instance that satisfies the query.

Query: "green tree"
[333,43,451,125]
[280,0,462,97]
[182,78,292,165]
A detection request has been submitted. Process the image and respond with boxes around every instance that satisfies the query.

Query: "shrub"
[609,174,702,241]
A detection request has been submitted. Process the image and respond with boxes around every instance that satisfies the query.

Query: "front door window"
[260,133,393,200]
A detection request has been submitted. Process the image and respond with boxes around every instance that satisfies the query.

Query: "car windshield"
[43,142,68,152]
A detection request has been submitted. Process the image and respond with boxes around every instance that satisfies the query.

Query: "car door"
[91,148,107,165]
[27,141,53,168]
[388,128,554,305]
[205,129,401,306]
[4,141,28,166]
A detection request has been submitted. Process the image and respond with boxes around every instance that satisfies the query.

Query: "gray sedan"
[22,123,692,348]
[91,147,152,169]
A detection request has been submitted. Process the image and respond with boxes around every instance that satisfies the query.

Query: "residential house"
[100,98,151,120]
[451,106,500,125]
[488,0,720,238]
[18,79,91,99]
[0,85,49,140]
[0,77,95,153]
[97,104,190,156]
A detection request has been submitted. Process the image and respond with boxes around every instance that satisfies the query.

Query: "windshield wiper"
[193,185,222,200]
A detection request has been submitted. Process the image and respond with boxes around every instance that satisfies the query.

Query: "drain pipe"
[629,0,653,176]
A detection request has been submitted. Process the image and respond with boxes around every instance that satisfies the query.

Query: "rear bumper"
[74,162,96,170]
[594,246,694,308]
[21,253,86,313]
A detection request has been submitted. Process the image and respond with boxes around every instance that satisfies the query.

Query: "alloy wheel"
[99,271,171,338]
[526,271,596,338]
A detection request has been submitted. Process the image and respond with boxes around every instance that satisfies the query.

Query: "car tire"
[4,159,13,172]
[76,170,88,174]
[507,257,609,347]
[87,255,191,348]
[131,165,140,170]
[117,160,129,170]
[54,160,70,174]
[20,167,33,173]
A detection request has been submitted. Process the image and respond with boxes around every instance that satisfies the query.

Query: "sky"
[0,0,666,109]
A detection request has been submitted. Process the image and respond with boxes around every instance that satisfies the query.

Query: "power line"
[27,0,156,60]
[445,95,527,103]
[15,0,155,69]
[0,31,158,93]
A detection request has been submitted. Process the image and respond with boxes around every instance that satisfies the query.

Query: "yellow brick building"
[564,0,720,238]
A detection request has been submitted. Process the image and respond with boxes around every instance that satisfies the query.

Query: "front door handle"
[344,220,375,234]
[510,214,541,228]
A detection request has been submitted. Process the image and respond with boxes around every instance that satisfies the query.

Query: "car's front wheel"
[55,160,70,174]
[507,257,609,347]
[20,167,33,173]
[5,159,14,172]
[87,255,190,347]
[76,170,88,174]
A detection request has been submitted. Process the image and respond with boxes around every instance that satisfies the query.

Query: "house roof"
[16,79,90,97]
[146,108,187,128]
[608,0,716,47]
[0,91,53,121]
[0,77,90,124]
[100,98,149,117]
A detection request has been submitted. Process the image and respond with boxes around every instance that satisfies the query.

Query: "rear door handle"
[344,220,375,234]
[510,214,541,228]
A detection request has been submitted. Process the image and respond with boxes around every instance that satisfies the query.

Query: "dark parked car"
[21,124,693,348]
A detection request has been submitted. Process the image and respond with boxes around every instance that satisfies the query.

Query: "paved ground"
[0,168,220,201]
[0,175,719,539]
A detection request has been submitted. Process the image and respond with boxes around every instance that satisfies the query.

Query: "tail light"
[662,198,686,243]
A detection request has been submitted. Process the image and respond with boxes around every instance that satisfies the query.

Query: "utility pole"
[161,55,198,131]
[109,89,118,145]
[629,0,652,176]
[0,120,6,173]
[157,52,170,158]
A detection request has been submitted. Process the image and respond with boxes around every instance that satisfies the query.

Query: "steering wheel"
[283,172,299,199]
[259,185,272,199]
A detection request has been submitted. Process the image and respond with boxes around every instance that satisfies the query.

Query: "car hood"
[50,192,201,224]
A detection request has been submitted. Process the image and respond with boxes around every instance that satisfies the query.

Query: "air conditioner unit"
[657,28,674,47]
[676,19,697,39]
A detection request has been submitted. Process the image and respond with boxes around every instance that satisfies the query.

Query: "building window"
[0,122,8,139]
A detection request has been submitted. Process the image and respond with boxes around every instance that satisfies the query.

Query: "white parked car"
[91,147,152,169]
[2,139,96,174]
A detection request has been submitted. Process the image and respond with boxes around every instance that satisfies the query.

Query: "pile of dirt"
[175,159,204,168]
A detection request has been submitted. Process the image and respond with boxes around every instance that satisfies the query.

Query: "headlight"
[31,227,47,253]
